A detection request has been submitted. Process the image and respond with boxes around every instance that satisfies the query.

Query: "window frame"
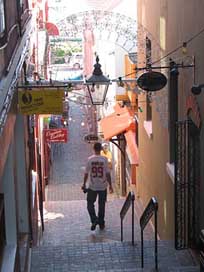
[0,0,5,35]
[145,36,152,121]
[0,0,6,47]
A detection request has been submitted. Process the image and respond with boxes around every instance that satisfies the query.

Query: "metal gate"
[175,120,200,249]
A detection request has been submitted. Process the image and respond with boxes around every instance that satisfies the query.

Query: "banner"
[18,88,64,114]
[44,128,68,143]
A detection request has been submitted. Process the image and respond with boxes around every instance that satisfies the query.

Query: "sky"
[49,0,137,22]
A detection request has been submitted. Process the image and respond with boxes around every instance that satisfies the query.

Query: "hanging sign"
[18,88,64,114]
[44,128,68,143]
[84,134,99,143]
[137,71,167,92]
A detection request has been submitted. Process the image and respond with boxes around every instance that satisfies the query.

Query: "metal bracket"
[110,135,125,158]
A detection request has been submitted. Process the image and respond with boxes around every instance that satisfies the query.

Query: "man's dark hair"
[94,142,102,152]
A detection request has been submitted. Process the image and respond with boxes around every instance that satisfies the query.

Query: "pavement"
[30,101,199,272]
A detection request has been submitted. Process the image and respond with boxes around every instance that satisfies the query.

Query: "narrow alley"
[1,1,204,271]
[30,101,199,272]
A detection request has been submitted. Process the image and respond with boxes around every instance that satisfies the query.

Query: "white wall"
[3,144,17,244]
[15,115,29,233]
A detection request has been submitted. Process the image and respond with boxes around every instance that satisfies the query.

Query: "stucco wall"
[137,0,204,239]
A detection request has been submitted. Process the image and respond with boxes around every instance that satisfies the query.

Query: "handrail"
[120,191,135,245]
[200,230,204,271]
[140,197,158,270]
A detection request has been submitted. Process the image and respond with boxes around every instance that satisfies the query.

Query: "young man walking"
[82,142,113,231]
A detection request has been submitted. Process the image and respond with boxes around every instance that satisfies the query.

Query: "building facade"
[0,0,33,270]
[0,0,50,270]
[137,0,204,249]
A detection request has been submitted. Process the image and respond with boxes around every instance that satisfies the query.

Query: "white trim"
[166,162,175,184]
[143,120,153,139]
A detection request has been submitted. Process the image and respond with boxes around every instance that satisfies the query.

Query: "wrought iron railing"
[200,230,204,271]
[175,120,200,249]
[140,197,158,270]
[120,191,135,245]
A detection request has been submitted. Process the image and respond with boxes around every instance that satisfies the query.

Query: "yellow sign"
[18,88,64,115]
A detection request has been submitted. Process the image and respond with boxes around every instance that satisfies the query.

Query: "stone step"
[41,199,154,246]
[31,241,199,272]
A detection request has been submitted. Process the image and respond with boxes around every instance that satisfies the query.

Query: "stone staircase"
[31,240,199,271]
[30,199,199,271]
[30,102,200,271]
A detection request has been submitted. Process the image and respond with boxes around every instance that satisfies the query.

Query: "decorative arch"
[55,10,137,53]
[50,10,163,62]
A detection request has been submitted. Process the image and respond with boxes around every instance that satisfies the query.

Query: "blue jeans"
[87,189,107,225]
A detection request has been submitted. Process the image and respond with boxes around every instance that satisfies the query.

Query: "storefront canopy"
[100,105,135,140]
[45,22,59,36]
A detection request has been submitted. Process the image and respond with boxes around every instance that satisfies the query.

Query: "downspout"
[119,134,126,196]
[169,60,179,163]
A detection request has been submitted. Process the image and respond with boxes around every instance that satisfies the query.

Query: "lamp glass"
[86,82,109,105]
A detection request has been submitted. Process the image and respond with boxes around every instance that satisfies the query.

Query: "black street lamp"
[85,56,110,105]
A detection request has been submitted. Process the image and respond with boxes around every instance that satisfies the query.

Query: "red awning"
[45,22,59,36]
[124,130,139,165]
[100,105,135,140]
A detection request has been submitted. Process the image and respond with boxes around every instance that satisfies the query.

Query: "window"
[146,37,152,121]
[20,0,24,12]
[146,37,152,67]
[0,0,5,34]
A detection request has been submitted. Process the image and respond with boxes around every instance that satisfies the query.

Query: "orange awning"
[100,105,135,140]
[124,130,139,165]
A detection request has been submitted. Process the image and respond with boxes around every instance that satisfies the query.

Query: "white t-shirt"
[85,154,110,191]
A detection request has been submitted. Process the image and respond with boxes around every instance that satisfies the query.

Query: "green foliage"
[50,40,82,64]
[54,58,65,64]
[55,48,65,57]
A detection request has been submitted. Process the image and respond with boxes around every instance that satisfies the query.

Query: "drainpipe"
[169,60,179,163]
[119,135,126,196]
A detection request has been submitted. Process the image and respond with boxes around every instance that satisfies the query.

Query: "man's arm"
[82,173,88,189]
[106,172,113,193]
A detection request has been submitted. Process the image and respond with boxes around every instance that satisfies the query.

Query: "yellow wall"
[137,0,204,239]
[122,55,137,109]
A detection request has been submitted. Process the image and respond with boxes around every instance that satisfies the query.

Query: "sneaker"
[91,222,97,231]
[99,224,105,230]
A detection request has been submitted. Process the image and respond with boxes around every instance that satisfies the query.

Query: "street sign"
[137,71,167,92]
